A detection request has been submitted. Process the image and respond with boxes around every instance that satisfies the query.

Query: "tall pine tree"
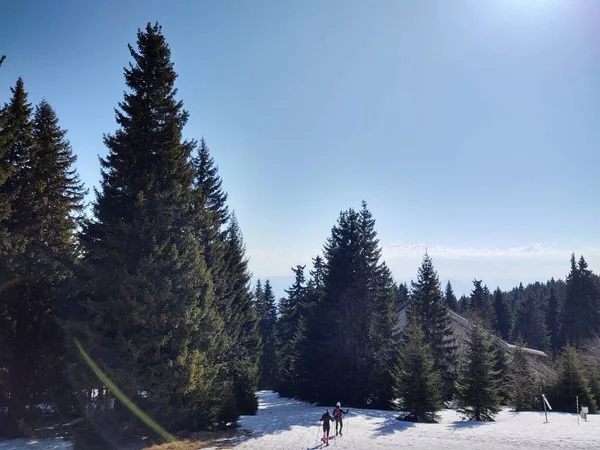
[561,254,600,347]
[409,254,457,400]
[546,285,561,355]
[493,287,512,341]
[0,88,85,434]
[510,339,537,411]
[512,294,549,351]
[456,322,501,421]
[277,265,308,396]
[444,281,458,312]
[78,23,222,431]
[191,139,259,419]
[302,202,397,407]
[393,314,443,423]
[257,279,278,390]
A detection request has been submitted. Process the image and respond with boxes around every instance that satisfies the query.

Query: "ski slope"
[219,390,600,450]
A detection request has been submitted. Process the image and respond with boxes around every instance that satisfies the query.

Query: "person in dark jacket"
[319,409,334,446]
[333,402,350,436]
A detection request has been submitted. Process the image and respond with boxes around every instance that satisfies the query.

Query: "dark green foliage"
[301,202,398,408]
[216,214,260,419]
[367,263,401,409]
[256,280,278,390]
[492,340,510,405]
[550,345,597,413]
[78,23,223,431]
[469,280,495,329]
[190,139,258,419]
[512,294,549,351]
[409,254,457,400]
[277,265,308,396]
[561,255,600,347]
[444,281,458,311]
[493,287,512,341]
[456,322,501,421]
[457,295,470,315]
[509,340,537,411]
[546,286,561,354]
[0,84,84,434]
[393,314,443,423]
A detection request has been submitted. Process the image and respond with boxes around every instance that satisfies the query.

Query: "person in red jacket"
[319,409,334,446]
[333,402,350,436]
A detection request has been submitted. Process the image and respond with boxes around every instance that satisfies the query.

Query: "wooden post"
[576,395,580,425]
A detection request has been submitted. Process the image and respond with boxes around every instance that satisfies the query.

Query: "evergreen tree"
[78,23,222,431]
[509,340,537,411]
[393,314,443,423]
[397,282,409,308]
[409,254,457,400]
[445,281,458,311]
[456,322,501,421]
[302,202,397,407]
[561,254,600,347]
[0,90,85,434]
[551,345,597,413]
[190,139,258,419]
[546,286,561,354]
[512,294,549,350]
[257,279,277,390]
[493,287,512,341]
[492,340,510,405]
[293,256,325,400]
[469,280,495,328]
[367,262,400,409]
[216,214,260,419]
[277,265,308,396]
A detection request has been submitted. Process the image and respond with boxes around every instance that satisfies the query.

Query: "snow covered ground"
[2,390,599,449]
[221,390,600,450]
[0,438,70,450]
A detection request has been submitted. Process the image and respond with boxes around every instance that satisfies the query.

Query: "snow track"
[232,391,600,450]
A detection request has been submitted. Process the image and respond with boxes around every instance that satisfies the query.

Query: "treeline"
[0,23,261,441]
[453,257,600,356]
[255,206,600,421]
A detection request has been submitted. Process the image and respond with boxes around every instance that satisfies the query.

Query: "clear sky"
[1,0,598,297]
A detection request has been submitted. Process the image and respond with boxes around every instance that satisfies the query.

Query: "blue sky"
[1,0,598,297]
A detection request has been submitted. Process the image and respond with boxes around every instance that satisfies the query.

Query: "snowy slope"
[222,391,600,450]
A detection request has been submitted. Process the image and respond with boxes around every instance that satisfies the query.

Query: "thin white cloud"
[382,242,597,261]
[248,243,600,284]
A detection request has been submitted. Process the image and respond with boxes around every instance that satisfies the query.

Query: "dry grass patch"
[142,429,252,450]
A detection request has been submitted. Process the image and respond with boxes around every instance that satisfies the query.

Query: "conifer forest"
[1,21,599,448]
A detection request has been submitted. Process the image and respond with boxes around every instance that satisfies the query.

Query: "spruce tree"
[409,254,457,400]
[78,23,222,431]
[561,254,600,347]
[277,265,308,396]
[367,262,401,409]
[469,280,494,328]
[215,214,260,419]
[394,314,443,423]
[546,286,561,354]
[493,287,512,341]
[492,340,511,405]
[456,322,501,421]
[552,345,597,413]
[445,281,458,311]
[302,202,397,407]
[510,340,537,411]
[190,140,258,419]
[0,90,85,434]
[257,279,278,390]
[512,294,549,350]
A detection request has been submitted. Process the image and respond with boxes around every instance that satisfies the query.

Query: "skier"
[333,402,350,436]
[319,408,334,446]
